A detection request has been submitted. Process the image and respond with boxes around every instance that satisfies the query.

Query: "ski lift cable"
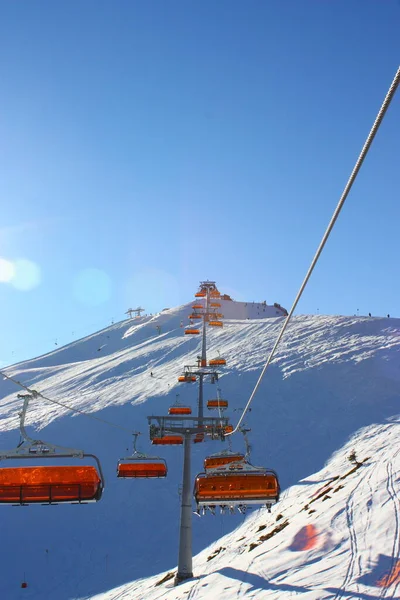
[0,370,134,434]
[228,65,400,437]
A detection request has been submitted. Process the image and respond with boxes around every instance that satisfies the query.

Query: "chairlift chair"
[168,406,192,415]
[204,450,245,470]
[151,435,184,446]
[208,358,226,366]
[117,433,167,478]
[209,321,223,328]
[194,463,280,513]
[207,387,228,411]
[178,374,196,383]
[0,393,104,505]
[207,399,228,410]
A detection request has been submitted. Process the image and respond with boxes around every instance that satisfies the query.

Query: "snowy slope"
[204,298,288,319]
[0,304,399,600]
[92,419,400,600]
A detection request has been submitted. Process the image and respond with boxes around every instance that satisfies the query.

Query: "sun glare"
[11,259,41,291]
[0,258,15,283]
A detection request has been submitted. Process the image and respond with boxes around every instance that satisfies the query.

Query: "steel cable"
[0,369,134,434]
[229,65,400,436]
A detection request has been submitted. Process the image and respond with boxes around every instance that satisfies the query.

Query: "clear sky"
[0,0,399,366]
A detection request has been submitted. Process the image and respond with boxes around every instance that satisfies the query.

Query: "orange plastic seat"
[152,435,183,446]
[207,399,229,409]
[185,328,200,335]
[189,314,202,320]
[168,406,192,415]
[209,321,223,327]
[193,433,204,443]
[192,304,203,310]
[0,466,102,504]
[208,358,226,366]
[210,302,221,308]
[194,472,279,505]
[117,461,167,478]
[195,291,206,297]
[178,375,196,383]
[204,454,245,470]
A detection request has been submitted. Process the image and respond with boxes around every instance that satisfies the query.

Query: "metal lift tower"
[147,415,229,584]
[147,280,228,585]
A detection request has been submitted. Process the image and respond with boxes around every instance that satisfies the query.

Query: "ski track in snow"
[89,421,400,600]
[380,449,400,600]
[335,478,362,600]
[0,307,399,600]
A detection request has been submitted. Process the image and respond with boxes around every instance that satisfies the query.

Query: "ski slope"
[0,302,399,600]
[92,419,400,600]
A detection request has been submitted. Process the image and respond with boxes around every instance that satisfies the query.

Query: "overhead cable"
[229,65,400,436]
[0,369,134,434]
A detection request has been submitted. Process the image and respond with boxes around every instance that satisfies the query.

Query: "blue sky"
[0,0,399,366]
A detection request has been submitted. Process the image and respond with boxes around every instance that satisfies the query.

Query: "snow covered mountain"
[0,301,399,600]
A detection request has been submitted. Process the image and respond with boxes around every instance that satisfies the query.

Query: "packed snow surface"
[0,302,399,599]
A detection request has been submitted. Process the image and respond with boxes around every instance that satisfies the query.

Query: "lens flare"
[0,258,15,283]
[11,259,41,291]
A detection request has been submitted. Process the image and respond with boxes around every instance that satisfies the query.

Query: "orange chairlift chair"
[209,320,223,328]
[204,424,249,471]
[117,432,167,478]
[188,313,202,320]
[0,392,104,505]
[208,351,226,367]
[168,394,192,416]
[194,426,279,515]
[178,373,196,383]
[151,435,184,445]
[209,290,221,299]
[207,387,228,411]
[194,463,280,515]
[207,399,229,410]
[204,450,245,471]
